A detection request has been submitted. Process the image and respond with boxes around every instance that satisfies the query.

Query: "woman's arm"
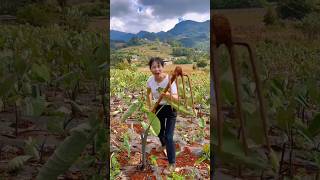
[162,80,179,102]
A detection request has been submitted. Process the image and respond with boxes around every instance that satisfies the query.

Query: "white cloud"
[182,12,210,22]
[110,17,126,32]
[110,0,209,33]
[147,18,178,32]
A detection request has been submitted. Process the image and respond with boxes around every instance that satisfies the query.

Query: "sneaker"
[163,163,176,175]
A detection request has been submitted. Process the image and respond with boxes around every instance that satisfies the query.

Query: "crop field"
[213,8,320,179]
[110,65,210,179]
[0,24,109,179]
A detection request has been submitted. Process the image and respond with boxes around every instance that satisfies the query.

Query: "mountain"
[110,30,135,42]
[110,20,209,48]
[167,20,209,36]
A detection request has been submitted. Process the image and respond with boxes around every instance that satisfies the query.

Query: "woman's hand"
[161,91,178,100]
[161,92,171,99]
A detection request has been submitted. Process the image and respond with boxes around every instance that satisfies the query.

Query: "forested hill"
[211,0,278,9]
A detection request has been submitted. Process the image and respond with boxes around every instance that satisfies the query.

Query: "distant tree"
[173,57,192,64]
[127,37,144,46]
[30,0,46,3]
[172,47,193,57]
[263,5,278,25]
[299,12,320,39]
[212,0,263,9]
[276,0,313,20]
[57,0,67,8]
[111,51,126,66]
[168,40,181,47]
[16,3,57,27]
[196,60,208,68]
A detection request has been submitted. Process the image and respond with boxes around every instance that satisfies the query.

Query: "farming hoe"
[210,13,271,164]
[151,66,195,114]
[138,66,197,171]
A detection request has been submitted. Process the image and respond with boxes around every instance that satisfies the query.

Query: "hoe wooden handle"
[151,66,183,113]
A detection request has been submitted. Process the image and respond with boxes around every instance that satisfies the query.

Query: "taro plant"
[121,95,195,170]
[8,137,41,173]
[121,132,131,158]
[0,47,49,137]
[36,112,102,180]
[195,143,210,165]
[110,153,121,180]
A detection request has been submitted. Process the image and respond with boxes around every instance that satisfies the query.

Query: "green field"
[213,8,320,179]
[0,1,109,179]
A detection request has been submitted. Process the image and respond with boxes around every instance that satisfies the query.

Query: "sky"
[110,0,210,33]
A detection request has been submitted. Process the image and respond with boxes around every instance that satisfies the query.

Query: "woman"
[146,57,178,173]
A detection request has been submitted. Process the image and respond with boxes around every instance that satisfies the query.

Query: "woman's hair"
[148,57,164,69]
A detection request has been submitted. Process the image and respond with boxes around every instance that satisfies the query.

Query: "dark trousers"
[155,105,177,164]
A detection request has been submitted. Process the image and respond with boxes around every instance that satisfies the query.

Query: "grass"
[213,8,266,28]
[88,17,108,33]
[211,8,320,46]
[138,64,198,74]
[120,42,173,59]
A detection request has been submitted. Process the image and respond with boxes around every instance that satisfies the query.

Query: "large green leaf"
[95,126,106,152]
[0,75,16,97]
[31,63,50,82]
[214,146,267,170]
[14,56,28,76]
[36,114,100,180]
[294,119,313,144]
[25,137,40,160]
[8,155,32,172]
[141,121,157,136]
[276,108,295,130]
[198,117,206,129]
[246,111,264,145]
[55,71,80,89]
[145,111,161,136]
[294,94,309,108]
[213,124,267,169]
[269,149,279,172]
[72,155,95,171]
[220,67,235,104]
[242,101,257,114]
[313,151,320,168]
[47,117,64,134]
[307,79,318,102]
[22,96,45,117]
[22,82,32,95]
[121,101,142,122]
[123,133,131,158]
[308,113,320,137]
[110,153,121,179]
[167,100,194,116]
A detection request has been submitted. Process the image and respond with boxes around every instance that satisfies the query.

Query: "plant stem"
[14,102,18,137]
[289,128,294,178]
[141,130,148,170]
[39,137,47,163]
[100,76,109,178]
[92,139,96,155]
[279,142,286,177]
[3,98,6,112]
[302,107,305,124]
[63,116,74,130]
